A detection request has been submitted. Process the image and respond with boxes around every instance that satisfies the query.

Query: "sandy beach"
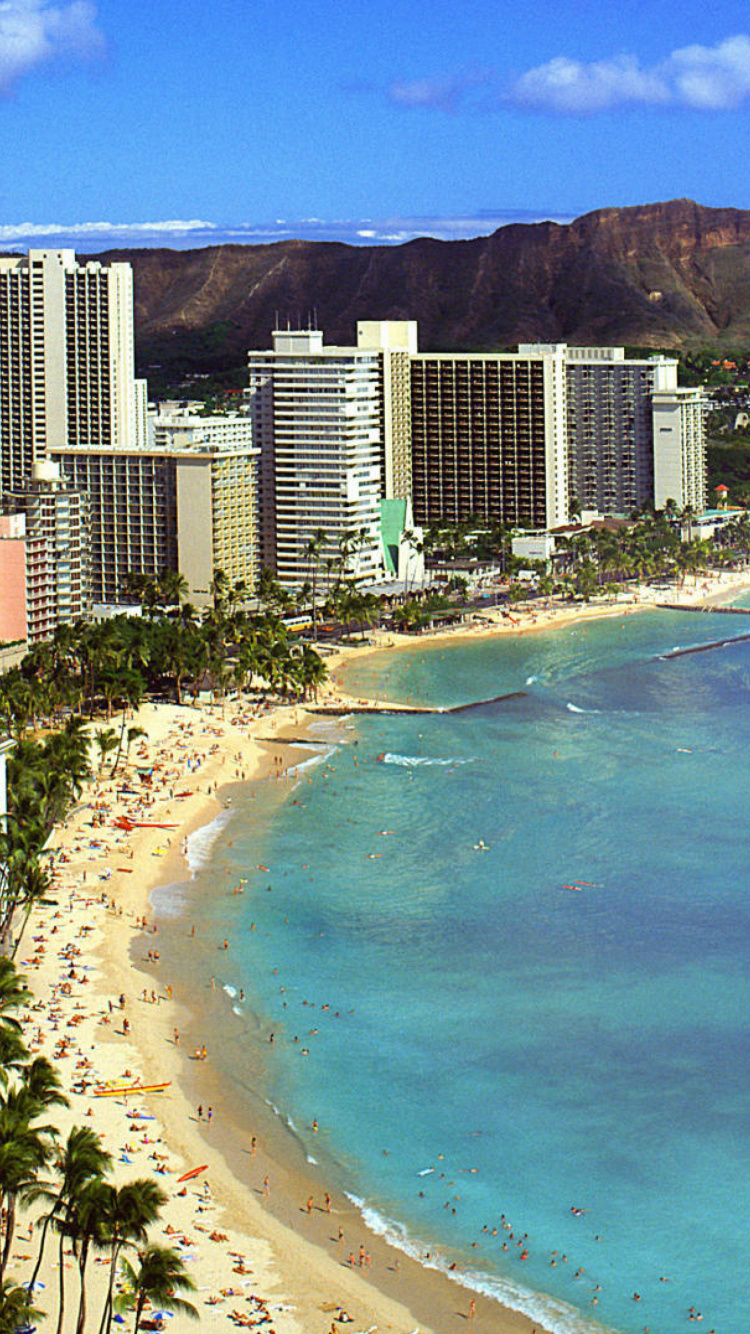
[9,565,750,1334]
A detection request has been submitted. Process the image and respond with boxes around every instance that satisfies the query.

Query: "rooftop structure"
[150,406,254,454]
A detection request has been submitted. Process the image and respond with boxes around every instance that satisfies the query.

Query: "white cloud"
[0,212,577,252]
[0,0,104,93]
[0,220,216,241]
[388,67,491,113]
[509,34,750,114]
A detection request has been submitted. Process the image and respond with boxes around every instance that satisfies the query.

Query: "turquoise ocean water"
[170,606,750,1334]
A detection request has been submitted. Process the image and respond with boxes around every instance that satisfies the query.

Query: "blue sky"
[1,0,749,247]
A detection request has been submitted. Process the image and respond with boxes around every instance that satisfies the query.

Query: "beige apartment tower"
[53,444,260,606]
[0,249,144,492]
[652,387,707,513]
[356,320,417,500]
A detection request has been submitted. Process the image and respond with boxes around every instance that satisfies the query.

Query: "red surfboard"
[176,1164,209,1183]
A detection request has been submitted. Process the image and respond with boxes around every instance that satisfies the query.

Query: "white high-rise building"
[652,387,707,513]
[247,329,385,587]
[0,249,145,491]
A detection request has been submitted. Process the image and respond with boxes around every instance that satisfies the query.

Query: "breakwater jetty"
[657,602,750,615]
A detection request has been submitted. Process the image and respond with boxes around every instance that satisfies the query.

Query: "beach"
[11,697,540,1334]
[9,563,750,1334]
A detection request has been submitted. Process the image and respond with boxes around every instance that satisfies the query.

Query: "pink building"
[1,462,91,645]
[0,514,28,643]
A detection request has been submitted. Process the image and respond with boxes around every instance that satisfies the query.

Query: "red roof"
[715,484,729,492]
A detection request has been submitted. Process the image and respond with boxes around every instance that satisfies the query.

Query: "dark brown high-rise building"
[410,351,569,530]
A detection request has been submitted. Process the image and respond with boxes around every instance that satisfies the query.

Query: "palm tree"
[304,527,327,640]
[0,1027,29,1088]
[27,1124,113,1304]
[94,728,119,777]
[115,1246,198,1332]
[294,643,328,702]
[68,1177,112,1334]
[21,1056,68,1114]
[0,1278,43,1334]
[110,673,147,776]
[157,570,189,612]
[209,568,230,616]
[98,1179,167,1334]
[681,502,696,543]
[0,1103,54,1281]
[123,725,148,773]
[9,858,53,960]
[0,958,31,1033]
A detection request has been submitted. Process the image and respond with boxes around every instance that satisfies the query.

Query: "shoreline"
[13,698,548,1334]
[320,567,750,711]
[10,566,750,1334]
[147,761,558,1334]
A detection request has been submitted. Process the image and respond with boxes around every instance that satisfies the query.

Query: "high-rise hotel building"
[1,460,92,643]
[410,348,569,530]
[247,329,387,587]
[53,443,261,606]
[0,249,145,491]
[520,344,685,516]
[652,386,707,513]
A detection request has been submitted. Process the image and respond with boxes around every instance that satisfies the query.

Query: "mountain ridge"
[92,199,750,371]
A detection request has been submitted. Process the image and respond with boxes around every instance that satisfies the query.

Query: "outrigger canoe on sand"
[93,1081,171,1097]
[112,817,179,832]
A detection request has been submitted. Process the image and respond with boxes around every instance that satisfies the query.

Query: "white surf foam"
[566,703,601,715]
[381,753,473,768]
[186,809,234,875]
[345,1194,613,1334]
[265,1099,298,1134]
